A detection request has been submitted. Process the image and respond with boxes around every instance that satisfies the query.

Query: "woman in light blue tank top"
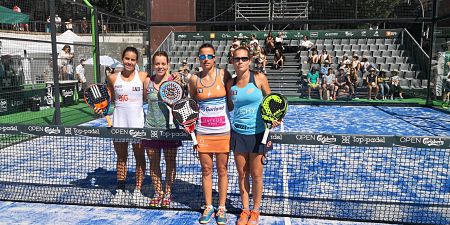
[226,46,279,224]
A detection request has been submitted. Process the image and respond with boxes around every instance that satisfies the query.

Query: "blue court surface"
[1,105,449,224]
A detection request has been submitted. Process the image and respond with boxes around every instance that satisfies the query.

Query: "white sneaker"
[131,189,149,207]
[112,189,130,205]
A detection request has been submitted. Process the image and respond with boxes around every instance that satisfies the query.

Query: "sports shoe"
[149,192,163,207]
[248,210,260,225]
[215,206,227,225]
[199,205,215,224]
[131,189,148,207]
[161,192,172,208]
[112,189,130,205]
[237,209,250,225]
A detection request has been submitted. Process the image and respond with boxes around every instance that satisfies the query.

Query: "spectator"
[232,37,241,47]
[307,67,322,100]
[335,68,350,97]
[299,35,314,51]
[322,68,336,100]
[58,45,74,80]
[178,60,190,74]
[339,54,349,68]
[275,32,283,52]
[320,60,331,76]
[273,48,285,71]
[442,74,450,108]
[254,47,267,73]
[81,17,88,33]
[319,49,332,64]
[42,59,53,83]
[65,18,73,32]
[309,49,320,65]
[352,54,361,71]
[45,16,51,33]
[348,68,359,99]
[366,68,379,100]
[264,31,275,54]
[361,55,371,73]
[55,14,62,33]
[377,70,390,100]
[12,5,29,32]
[76,58,86,92]
[249,34,258,48]
[389,69,403,100]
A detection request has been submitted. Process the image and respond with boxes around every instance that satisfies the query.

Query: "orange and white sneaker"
[236,209,250,225]
[149,192,163,207]
[248,210,260,225]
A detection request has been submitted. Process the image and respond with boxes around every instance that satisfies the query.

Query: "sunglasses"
[198,54,215,60]
[233,57,250,62]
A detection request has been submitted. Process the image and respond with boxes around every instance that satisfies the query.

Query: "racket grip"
[167,106,174,125]
[105,115,113,127]
[261,128,270,144]
[191,132,198,145]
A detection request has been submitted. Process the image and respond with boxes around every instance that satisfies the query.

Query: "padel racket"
[84,84,113,127]
[260,93,288,144]
[172,98,199,145]
[159,80,184,125]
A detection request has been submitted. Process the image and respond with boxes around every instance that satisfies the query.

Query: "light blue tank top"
[230,72,265,135]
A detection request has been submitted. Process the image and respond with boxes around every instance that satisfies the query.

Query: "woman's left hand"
[171,72,182,82]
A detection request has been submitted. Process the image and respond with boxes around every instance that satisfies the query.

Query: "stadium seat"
[421,79,428,88]
[382,51,391,57]
[399,79,411,89]
[369,45,378,51]
[376,57,385,64]
[385,58,395,64]
[375,39,384,45]
[378,45,388,51]
[367,39,376,45]
[388,45,397,51]
[324,39,333,45]
[395,57,404,64]
[400,64,411,72]
[372,51,382,57]
[357,39,367,45]
[391,50,402,57]
[349,39,358,45]
[360,45,369,51]
[341,39,350,45]
[332,39,341,45]
[404,71,415,79]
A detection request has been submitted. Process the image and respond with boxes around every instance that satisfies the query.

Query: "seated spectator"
[320,60,331,76]
[366,68,379,100]
[275,32,283,52]
[361,56,371,73]
[343,59,352,74]
[249,34,258,48]
[352,54,361,71]
[322,68,336,100]
[178,60,190,75]
[319,49,332,64]
[389,69,403,100]
[265,31,275,54]
[335,68,350,96]
[377,70,390,100]
[299,35,314,51]
[81,17,88,33]
[254,48,267,73]
[307,67,322,100]
[339,54,349,68]
[442,74,450,108]
[65,19,73,31]
[309,50,320,65]
[273,48,285,71]
[348,68,359,99]
[232,37,241,48]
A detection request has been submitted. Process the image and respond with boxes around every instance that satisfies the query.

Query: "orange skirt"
[196,134,230,153]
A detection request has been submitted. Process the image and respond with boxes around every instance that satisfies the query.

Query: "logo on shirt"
[115,85,123,89]
[198,88,203,93]
[232,90,238,95]
[132,87,141,92]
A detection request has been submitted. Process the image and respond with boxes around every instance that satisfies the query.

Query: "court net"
[0,125,449,224]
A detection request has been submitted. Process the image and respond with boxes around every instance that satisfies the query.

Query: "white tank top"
[114,70,143,108]
[112,70,144,128]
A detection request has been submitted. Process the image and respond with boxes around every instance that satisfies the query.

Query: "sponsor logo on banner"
[28,126,43,132]
[361,31,367,36]
[374,31,379,37]
[44,127,61,135]
[317,135,337,144]
[345,31,354,37]
[0,126,18,132]
[11,99,24,107]
[129,130,146,138]
[341,136,351,144]
[294,32,304,38]
[221,33,232,38]
[151,130,158,138]
[193,33,205,39]
[353,136,386,145]
[271,133,282,141]
[399,137,423,144]
[159,130,188,139]
[422,138,445,147]
[310,32,318,38]
[0,99,7,112]
[62,89,74,98]
[177,34,187,39]
[73,128,100,135]
[210,33,216,39]
[65,128,72,135]
[296,134,316,141]
[111,128,128,135]
[325,32,339,37]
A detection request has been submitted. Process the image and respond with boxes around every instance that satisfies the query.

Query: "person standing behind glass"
[226,46,280,225]
[188,43,231,225]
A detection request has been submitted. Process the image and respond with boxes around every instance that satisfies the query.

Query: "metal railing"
[235,2,271,20]
[401,28,429,78]
[272,1,308,20]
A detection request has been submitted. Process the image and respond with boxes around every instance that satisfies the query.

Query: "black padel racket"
[260,93,288,144]
[84,84,113,127]
[172,98,199,145]
[159,80,184,125]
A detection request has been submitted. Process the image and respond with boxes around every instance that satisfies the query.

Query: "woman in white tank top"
[106,47,148,204]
